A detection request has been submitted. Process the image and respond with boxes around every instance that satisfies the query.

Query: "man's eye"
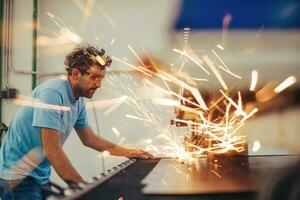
[91,76,100,81]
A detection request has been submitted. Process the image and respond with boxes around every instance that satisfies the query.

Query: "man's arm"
[76,127,153,159]
[41,127,85,183]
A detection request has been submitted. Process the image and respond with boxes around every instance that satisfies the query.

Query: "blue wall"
[175,0,300,29]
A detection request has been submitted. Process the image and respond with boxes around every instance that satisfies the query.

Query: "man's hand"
[125,149,154,159]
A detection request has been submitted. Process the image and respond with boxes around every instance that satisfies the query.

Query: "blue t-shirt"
[0,78,89,185]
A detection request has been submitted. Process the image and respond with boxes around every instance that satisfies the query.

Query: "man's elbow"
[80,137,91,147]
[80,134,95,147]
[43,146,61,160]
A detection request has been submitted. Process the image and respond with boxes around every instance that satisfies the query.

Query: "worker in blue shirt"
[0,45,153,200]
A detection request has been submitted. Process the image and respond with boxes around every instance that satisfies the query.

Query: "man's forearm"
[42,128,84,184]
[45,147,84,183]
[77,127,153,159]
[83,133,130,156]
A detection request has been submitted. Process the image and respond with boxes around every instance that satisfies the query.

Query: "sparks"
[152,98,180,107]
[125,114,151,122]
[274,76,297,93]
[14,95,70,112]
[98,36,293,167]
[203,55,228,90]
[127,44,147,68]
[110,38,116,45]
[173,48,210,75]
[112,56,152,77]
[216,44,224,50]
[250,70,258,91]
[86,96,128,109]
[252,141,261,152]
[101,151,110,157]
[211,170,222,178]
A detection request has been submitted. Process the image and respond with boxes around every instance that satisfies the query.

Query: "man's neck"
[68,78,80,100]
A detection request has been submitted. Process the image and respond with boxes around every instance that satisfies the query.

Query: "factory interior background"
[1,0,300,188]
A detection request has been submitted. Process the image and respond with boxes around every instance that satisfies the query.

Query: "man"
[0,46,153,200]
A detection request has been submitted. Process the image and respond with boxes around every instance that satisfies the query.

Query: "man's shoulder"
[35,78,67,94]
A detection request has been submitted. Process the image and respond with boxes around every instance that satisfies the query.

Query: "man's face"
[77,65,106,98]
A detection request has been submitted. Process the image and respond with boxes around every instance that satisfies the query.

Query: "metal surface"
[52,159,136,200]
[51,158,255,200]
[142,155,300,194]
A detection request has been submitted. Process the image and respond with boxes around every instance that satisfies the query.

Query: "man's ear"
[71,69,81,80]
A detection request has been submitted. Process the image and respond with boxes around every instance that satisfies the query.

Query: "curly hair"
[64,45,112,75]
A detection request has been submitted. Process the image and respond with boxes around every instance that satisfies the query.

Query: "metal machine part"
[45,159,136,200]
[142,155,300,194]
[170,87,300,157]
[170,89,249,156]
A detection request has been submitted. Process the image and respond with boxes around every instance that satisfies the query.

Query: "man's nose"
[95,80,101,88]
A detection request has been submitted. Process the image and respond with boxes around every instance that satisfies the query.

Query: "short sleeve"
[32,89,65,132]
[74,99,89,129]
